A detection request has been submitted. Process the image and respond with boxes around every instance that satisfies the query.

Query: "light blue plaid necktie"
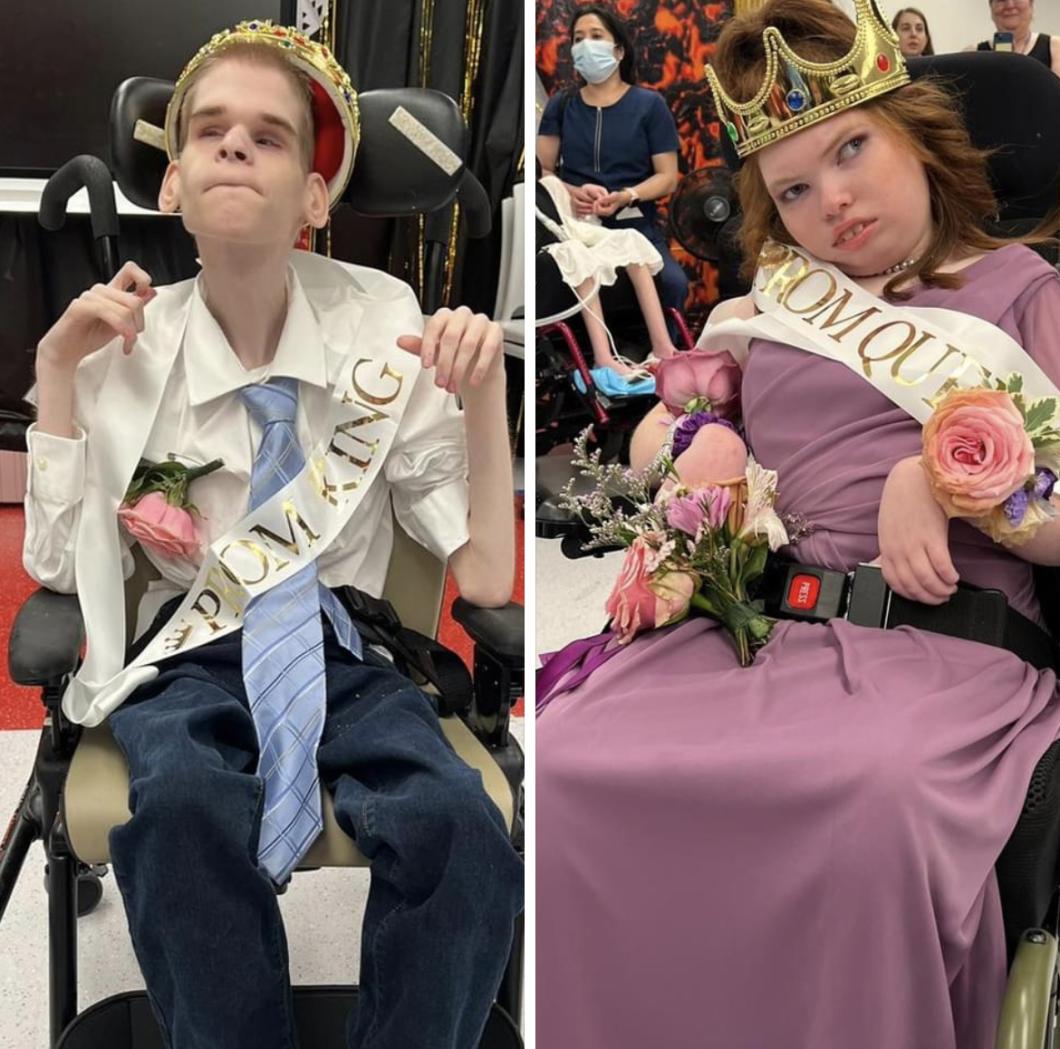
[240,377,361,885]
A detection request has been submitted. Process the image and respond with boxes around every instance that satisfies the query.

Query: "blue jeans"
[107,611,523,1049]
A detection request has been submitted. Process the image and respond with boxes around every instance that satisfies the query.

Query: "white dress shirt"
[24,259,470,638]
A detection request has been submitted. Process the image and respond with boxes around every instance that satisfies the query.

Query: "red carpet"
[0,505,525,730]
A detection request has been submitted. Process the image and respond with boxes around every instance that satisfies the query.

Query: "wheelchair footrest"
[57,988,522,1049]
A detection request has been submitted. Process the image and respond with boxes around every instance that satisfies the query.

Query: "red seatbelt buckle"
[776,564,848,621]
[787,573,821,611]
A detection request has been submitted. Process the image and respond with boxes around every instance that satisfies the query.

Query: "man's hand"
[38,261,156,372]
[592,189,633,218]
[877,455,959,605]
[397,306,505,401]
[566,182,607,217]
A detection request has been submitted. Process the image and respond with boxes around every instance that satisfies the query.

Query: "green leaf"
[1008,373,1024,394]
[744,542,769,582]
[1024,398,1057,434]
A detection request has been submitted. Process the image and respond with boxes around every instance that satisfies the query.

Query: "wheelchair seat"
[63,517,516,867]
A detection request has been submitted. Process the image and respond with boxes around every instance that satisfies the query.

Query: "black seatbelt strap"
[336,586,473,717]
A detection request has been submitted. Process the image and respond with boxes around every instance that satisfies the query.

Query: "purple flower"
[664,486,732,535]
[1033,468,1057,501]
[1004,487,1030,526]
[665,492,707,535]
[672,412,735,459]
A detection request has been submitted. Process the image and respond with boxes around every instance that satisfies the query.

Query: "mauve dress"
[537,246,1060,1049]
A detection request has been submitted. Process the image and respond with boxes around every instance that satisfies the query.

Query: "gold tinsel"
[442,0,487,305]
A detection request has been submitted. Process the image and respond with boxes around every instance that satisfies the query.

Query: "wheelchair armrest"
[451,600,523,664]
[9,589,84,687]
[451,600,523,751]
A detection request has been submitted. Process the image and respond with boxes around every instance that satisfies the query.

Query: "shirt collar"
[184,264,329,407]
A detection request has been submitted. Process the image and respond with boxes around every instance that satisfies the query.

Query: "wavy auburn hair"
[712,0,1048,299]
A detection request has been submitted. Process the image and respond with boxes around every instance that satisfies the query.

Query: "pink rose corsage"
[118,458,223,560]
[921,377,1060,544]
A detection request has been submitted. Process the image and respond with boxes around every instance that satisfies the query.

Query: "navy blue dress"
[540,85,688,313]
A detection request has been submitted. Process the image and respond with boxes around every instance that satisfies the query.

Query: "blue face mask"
[571,39,620,84]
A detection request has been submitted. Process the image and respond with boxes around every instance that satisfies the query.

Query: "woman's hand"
[592,190,633,218]
[566,182,607,217]
[877,455,959,605]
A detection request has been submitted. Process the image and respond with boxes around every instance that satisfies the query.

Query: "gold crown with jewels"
[163,19,360,208]
[705,0,910,159]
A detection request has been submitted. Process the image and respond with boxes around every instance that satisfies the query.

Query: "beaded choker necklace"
[868,256,919,278]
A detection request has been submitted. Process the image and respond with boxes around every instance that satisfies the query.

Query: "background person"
[537,3,687,346]
[971,0,1060,75]
[892,6,934,56]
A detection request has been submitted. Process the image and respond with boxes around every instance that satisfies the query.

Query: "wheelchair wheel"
[996,929,1059,1049]
[43,863,107,917]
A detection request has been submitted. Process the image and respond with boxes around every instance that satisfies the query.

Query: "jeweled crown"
[163,20,360,207]
[706,0,909,159]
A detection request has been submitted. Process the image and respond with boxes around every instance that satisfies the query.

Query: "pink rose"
[673,424,749,487]
[654,349,742,419]
[922,389,1035,517]
[605,539,657,644]
[604,538,698,644]
[117,491,201,559]
[650,570,697,629]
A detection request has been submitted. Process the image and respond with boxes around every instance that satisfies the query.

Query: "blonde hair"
[175,42,315,171]
[713,0,1040,299]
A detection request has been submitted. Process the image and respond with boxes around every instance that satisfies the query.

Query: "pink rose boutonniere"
[922,377,1060,544]
[118,458,224,559]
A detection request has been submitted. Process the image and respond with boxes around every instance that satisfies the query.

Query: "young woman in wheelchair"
[537,1,1060,1046]
[537,4,687,374]
[23,22,522,1049]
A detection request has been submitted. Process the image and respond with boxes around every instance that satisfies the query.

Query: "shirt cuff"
[26,423,87,503]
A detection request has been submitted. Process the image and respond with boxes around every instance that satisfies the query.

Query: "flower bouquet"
[118,457,223,559]
[561,423,788,668]
[921,375,1060,544]
[552,348,791,679]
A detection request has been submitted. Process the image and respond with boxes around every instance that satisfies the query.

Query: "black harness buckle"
[759,558,1057,671]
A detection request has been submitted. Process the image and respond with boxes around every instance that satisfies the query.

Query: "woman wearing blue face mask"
[537,4,688,343]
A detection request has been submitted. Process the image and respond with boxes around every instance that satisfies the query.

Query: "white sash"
[696,242,1060,425]
[63,255,417,726]
[139,353,412,659]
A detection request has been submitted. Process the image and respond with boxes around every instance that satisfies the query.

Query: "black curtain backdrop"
[2,1,522,422]
[333,0,523,311]
[0,217,198,427]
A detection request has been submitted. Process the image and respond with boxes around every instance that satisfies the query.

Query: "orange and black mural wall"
[536,1,732,327]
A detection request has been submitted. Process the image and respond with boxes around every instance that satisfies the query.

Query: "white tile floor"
[0,718,523,1048]
[535,536,622,660]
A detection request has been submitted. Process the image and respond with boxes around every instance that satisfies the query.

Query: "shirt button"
[37,458,48,472]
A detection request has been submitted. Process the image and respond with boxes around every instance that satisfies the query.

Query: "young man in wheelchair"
[23,22,522,1049]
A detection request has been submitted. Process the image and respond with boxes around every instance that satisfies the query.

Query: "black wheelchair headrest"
[907,51,1060,223]
[110,77,477,222]
[718,51,1059,224]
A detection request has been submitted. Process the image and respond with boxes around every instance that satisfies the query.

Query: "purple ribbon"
[536,630,624,714]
